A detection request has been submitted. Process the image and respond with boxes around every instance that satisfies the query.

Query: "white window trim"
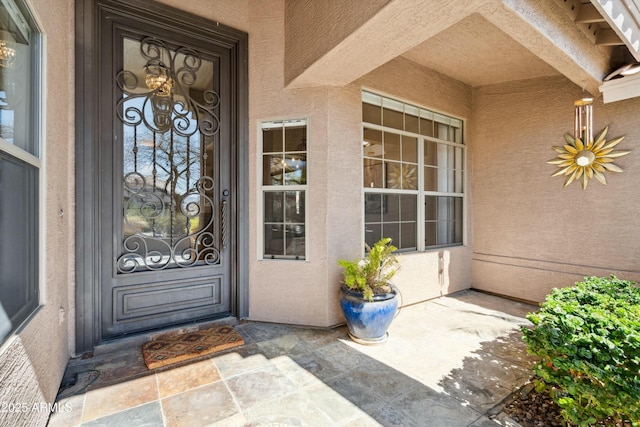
[361,91,467,252]
[257,118,310,261]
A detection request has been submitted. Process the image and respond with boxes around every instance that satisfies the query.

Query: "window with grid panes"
[362,91,464,251]
[0,0,42,344]
[261,119,307,259]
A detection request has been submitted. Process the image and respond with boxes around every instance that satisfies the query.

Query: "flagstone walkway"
[48,291,539,426]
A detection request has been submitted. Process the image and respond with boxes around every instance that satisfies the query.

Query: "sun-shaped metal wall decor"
[548,129,629,190]
[547,98,629,190]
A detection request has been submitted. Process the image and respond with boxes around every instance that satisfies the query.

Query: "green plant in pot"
[338,237,400,344]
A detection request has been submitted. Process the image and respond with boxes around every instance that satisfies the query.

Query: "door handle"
[221,199,228,250]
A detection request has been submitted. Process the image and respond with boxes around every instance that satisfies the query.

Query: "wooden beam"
[596,28,624,45]
[575,4,606,23]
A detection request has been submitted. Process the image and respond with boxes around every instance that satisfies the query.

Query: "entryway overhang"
[284,0,634,98]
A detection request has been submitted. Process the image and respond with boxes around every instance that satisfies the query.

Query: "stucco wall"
[0,0,74,426]
[471,75,640,303]
[284,0,390,85]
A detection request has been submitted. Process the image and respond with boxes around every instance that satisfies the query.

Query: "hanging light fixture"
[547,97,629,190]
[0,31,16,68]
[144,60,172,96]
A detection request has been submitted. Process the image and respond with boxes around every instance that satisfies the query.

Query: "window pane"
[264,191,283,222]
[424,166,437,192]
[363,158,383,188]
[263,191,306,259]
[365,223,382,249]
[400,194,417,250]
[438,196,453,221]
[445,168,454,192]
[402,136,417,163]
[455,147,463,170]
[264,224,284,257]
[454,125,463,144]
[436,221,451,245]
[283,153,306,185]
[363,128,382,158]
[425,221,436,247]
[364,192,417,251]
[401,222,416,249]
[424,140,437,166]
[285,224,305,257]
[262,127,282,153]
[401,164,418,190]
[387,162,418,190]
[0,152,38,342]
[455,197,463,221]
[284,191,305,223]
[419,117,433,137]
[364,193,382,222]
[383,194,399,222]
[400,194,416,222]
[383,223,400,248]
[382,105,403,130]
[425,196,437,221]
[384,132,400,161]
[405,106,419,133]
[385,162,402,189]
[0,4,39,156]
[437,143,449,169]
[362,102,381,125]
[263,154,283,185]
[285,125,306,152]
[424,196,464,247]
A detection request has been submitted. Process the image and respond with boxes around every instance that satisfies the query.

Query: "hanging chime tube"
[574,97,593,144]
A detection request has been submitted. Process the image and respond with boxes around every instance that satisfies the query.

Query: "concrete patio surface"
[48,290,539,426]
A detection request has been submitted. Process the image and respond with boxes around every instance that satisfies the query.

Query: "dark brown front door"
[74,0,247,345]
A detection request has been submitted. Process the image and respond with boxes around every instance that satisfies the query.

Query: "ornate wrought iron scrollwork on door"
[114,36,222,273]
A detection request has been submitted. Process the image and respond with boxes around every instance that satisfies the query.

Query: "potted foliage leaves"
[338,237,399,344]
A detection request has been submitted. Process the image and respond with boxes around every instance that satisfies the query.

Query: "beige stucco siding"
[284,0,390,86]
[471,75,640,302]
[0,0,74,425]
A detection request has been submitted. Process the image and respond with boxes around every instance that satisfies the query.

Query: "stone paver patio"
[48,290,539,426]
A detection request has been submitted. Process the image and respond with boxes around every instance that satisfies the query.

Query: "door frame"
[75,0,249,353]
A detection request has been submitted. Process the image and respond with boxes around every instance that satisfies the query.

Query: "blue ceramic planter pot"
[340,284,398,344]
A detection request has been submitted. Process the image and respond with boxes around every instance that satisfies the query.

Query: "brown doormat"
[142,325,244,370]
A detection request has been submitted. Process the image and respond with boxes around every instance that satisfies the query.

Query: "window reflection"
[261,119,307,260]
[362,91,465,251]
[117,37,220,272]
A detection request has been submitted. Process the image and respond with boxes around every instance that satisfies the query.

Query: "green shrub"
[522,276,640,426]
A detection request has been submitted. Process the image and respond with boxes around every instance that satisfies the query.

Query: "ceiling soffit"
[401,13,561,88]
[285,0,616,95]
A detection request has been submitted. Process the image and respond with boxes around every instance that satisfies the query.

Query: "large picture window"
[260,119,307,260]
[0,0,42,345]
[362,91,464,251]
